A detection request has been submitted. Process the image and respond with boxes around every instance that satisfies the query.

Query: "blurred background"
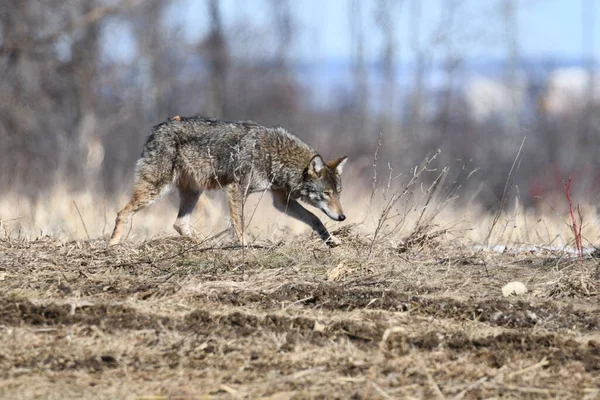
[2,0,600,240]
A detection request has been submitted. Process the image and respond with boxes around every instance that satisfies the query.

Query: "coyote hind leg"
[226,184,246,245]
[173,188,201,236]
[109,180,169,246]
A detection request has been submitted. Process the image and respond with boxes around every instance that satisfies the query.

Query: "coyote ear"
[307,155,325,178]
[328,156,348,175]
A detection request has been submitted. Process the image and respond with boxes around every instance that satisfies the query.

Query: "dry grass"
[0,183,599,399]
[3,179,598,249]
[0,225,599,399]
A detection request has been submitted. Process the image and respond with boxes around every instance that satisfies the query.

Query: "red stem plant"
[562,177,583,261]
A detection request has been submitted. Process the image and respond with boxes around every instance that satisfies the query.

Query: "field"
[1,221,599,399]
[5,0,600,397]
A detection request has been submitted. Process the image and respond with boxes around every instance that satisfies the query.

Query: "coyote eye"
[324,191,333,197]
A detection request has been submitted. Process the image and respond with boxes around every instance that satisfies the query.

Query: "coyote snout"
[109,116,348,247]
[321,200,346,222]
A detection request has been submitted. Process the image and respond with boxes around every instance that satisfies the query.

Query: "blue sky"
[164,0,598,63]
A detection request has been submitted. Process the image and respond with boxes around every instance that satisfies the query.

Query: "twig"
[367,150,441,258]
[72,200,91,241]
[281,295,314,311]
[452,376,487,400]
[505,357,549,379]
[369,132,384,208]
[485,136,526,245]
[370,381,393,400]
[563,178,583,261]
[498,385,566,395]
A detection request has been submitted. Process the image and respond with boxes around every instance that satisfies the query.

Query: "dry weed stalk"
[485,136,526,245]
[398,159,476,252]
[562,177,584,261]
[368,132,384,211]
[396,164,450,250]
[72,200,91,241]
[367,150,441,258]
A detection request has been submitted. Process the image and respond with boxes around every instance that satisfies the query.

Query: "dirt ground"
[0,230,599,399]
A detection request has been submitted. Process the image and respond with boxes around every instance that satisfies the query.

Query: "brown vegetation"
[2,1,600,398]
[0,233,599,399]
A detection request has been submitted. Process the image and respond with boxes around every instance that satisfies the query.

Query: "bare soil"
[0,231,599,399]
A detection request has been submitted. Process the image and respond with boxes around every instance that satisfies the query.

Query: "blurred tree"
[200,0,229,118]
[350,0,369,138]
[270,0,292,68]
[407,0,425,140]
[70,0,102,184]
[581,0,596,149]
[437,0,460,140]
[375,0,403,139]
[1,0,599,211]
[503,0,520,136]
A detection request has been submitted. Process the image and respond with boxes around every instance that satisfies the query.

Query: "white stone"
[502,281,528,297]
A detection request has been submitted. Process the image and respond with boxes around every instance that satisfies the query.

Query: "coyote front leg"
[272,191,341,247]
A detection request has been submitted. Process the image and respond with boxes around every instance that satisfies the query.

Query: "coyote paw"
[173,222,191,237]
[326,235,342,247]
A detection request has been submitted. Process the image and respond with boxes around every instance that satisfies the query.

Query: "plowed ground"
[0,233,599,399]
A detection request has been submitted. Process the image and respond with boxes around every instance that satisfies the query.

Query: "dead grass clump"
[545,264,600,299]
[397,223,449,253]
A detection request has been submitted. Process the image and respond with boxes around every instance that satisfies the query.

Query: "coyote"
[109,116,348,246]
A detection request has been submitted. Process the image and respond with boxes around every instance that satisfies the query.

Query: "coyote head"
[300,155,348,221]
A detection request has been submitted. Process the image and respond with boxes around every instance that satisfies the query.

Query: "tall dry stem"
[367,150,441,259]
[484,136,526,245]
